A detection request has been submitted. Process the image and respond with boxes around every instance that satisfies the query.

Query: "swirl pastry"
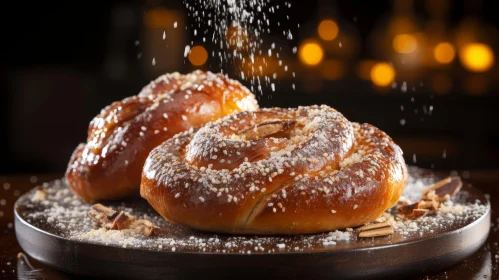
[66,71,258,202]
[141,105,407,234]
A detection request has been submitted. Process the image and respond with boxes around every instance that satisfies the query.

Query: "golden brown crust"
[66,71,258,202]
[140,105,407,234]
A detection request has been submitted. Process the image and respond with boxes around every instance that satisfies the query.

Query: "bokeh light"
[434,42,455,64]
[188,46,208,66]
[318,20,339,41]
[356,60,377,80]
[464,75,488,95]
[320,60,344,80]
[226,25,249,50]
[431,73,453,94]
[299,40,324,66]
[144,8,179,29]
[392,34,418,54]
[459,43,495,72]
[370,63,395,87]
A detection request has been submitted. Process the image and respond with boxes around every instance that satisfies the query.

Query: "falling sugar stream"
[182,0,297,97]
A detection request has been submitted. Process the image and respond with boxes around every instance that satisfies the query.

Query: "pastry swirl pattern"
[141,105,407,234]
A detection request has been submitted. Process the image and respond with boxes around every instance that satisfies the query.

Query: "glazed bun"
[141,105,407,234]
[66,71,258,202]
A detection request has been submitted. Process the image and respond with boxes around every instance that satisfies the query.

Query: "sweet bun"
[141,105,407,234]
[66,70,258,202]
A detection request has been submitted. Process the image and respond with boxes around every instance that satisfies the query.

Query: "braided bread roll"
[141,105,407,234]
[66,71,258,202]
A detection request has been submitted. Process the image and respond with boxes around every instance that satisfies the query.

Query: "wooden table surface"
[1,171,499,280]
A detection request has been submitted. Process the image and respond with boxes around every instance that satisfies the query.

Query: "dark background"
[1,0,498,175]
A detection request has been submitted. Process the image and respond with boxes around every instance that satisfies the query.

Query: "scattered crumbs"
[16,168,489,254]
[31,189,46,202]
[322,240,336,246]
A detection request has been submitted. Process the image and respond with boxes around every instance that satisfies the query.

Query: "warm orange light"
[318,20,339,41]
[188,46,208,66]
[144,8,178,29]
[459,43,494,72]
[434,42,455,64]
[226,26,249,49]
[392,34,418,54]
[320,60,344,80]
[356,60,377,80]
[464,75,488,95]
[299,41,324,66]
[370,63,395,87]
[431,74,452,95]
[239,56,281,77]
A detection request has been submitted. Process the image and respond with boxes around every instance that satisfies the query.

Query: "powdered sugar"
[182,0,297,95]
[17,168,488,254]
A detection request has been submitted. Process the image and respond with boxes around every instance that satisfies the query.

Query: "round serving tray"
[15,167,490,279]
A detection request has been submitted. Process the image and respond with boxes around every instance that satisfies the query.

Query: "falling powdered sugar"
[182,0,297,95]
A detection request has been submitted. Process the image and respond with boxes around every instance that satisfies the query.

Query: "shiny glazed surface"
[66,71,258,202]
[141,105,407,234]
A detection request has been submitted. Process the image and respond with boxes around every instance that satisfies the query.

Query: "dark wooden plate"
[14,167,490,279]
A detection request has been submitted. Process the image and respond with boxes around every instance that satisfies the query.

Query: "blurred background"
[1,0,498,174]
